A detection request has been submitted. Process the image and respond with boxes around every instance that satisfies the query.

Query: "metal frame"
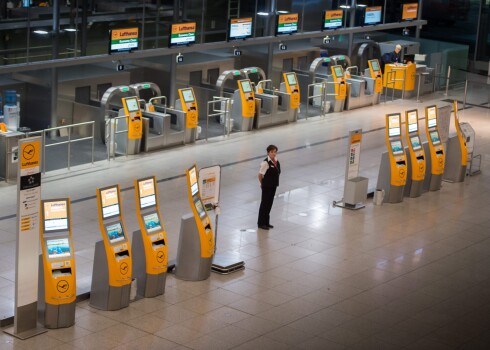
[26,121,95,174]
[106,116,129,161]
[205,97,231,140]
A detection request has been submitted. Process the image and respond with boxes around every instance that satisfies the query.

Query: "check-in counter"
[254,88,291,129]
[344,74,377,110]
[142,111,185,151]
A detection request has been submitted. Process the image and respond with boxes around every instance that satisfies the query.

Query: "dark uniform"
[258,157,281,228]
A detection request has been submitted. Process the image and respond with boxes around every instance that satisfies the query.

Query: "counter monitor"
[390,140,404,155]
[364,6,382,25]
[286,73,297,85]
[240,80,253,93]
[181,89,195,103]
[407,110,418,133]
[323,10,343,30]
[276,13,298,35]
[105,222,125,244]
[46,238,71,259]
[138,178,156,209]
[388,113,401,137]
[100,186,120,219]
[169,22,196,47]
[109,28,139,54]
[333,66,343,78]
[228,17,253,41]
[143,212,162,233]
[43,200,69,232]
[410,136,422,150]
[427,106,437,128]
[430,130,441,145]
[402,3,418,20]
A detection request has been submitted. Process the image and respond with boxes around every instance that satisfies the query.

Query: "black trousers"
[258,186,277,226]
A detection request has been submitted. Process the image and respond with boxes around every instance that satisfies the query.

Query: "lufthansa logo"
[23,144,35,160]
[120,262,129,275]
[157,251,165,263]
[399,169,405,177]
[57,280,69,293]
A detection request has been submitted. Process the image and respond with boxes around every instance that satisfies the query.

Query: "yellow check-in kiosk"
[163,87,198,144]
[38,198,76,328]
[175,165,214,281]
[90,185,132,310]
[443,100,468,182]
[366,59,383,94]
[376,113,408,203]
[282,72,300,110]
[132,176,168,298]
[424,105,445,191]
[121,96,143,155]
[383,63,416,96]
[403,109,426,198]
[326,65,347,112]
[228,79,255,132]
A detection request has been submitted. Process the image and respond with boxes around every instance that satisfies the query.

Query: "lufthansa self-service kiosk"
[404,109,426,198]
[174,88,198,143]
[366,59,383,100]
[443,101,468,183]
[326,65,347,112]
[376,113,408,203]
[280,72,300,122]
[233,79,255,131]
[90,185,132,310]
[424,105,445,191]
[121,96,143,155]
[38,198,76,328]
[132,176,168,298]
[175,165,214,281]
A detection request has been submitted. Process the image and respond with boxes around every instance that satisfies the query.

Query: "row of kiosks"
[90,185,132,311]
[175,165,215,281]
[39,199,76,328]
[133,177,168,297]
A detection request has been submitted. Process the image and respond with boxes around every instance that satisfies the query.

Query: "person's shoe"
[258,225,269,230]
[267,224,274,229]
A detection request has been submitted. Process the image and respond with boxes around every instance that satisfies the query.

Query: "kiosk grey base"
[212,253,245,274]
[443,135,467,183]
[404,149,424,198]
[175,213,212,281]
[37,255,75,329]
[232,91,254,132]
[377,152,405,203]
[132,230,167,298]
[89,241,131,310]
[333,177,369,210]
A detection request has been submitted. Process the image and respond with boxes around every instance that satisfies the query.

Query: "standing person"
[257,145,280,230]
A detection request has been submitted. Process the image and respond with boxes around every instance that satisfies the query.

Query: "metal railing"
[305,80,341,119]
[384,67,406,102]
[106,116,129,161]
[26,121,95,174]
[148,96,168,114]
[433,64,453,95]
[206,97,231,140]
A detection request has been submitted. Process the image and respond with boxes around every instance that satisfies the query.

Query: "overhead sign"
[323,10,343,30]
[170,22,197,47]
[109,28,139,54]
[276,13,298,35]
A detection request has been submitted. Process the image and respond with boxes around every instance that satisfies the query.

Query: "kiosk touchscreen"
[443,100,468,182]
[376,113,408,203]
[178,88,199,129]
[368,59,383,93]
[39,198,76,328]
[175,165,214,281]
[90,185,132,311]
[404,109,426,198]
[282,72,300,109]
[424,105,445,190]
[122,96,143,141]
[237,79,256,118]
[133,176,168,298]
[331,65,347,100]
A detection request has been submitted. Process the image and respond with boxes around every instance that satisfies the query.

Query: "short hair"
[395,44,402,50]
[267,144,278,153]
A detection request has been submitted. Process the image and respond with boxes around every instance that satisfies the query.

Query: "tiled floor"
[1,82,490,349]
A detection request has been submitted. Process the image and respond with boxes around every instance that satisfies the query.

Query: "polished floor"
[1,84,490,349]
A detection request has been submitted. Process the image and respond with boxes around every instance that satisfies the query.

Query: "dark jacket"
[262,158,281,187]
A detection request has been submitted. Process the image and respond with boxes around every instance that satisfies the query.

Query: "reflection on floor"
[0,87,489,349]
